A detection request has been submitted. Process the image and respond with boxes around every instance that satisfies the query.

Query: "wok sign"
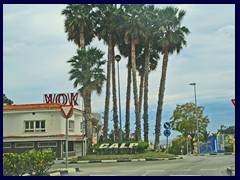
[44,92,79,105]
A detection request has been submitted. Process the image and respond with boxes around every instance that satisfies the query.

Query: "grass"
[71,151,177,161]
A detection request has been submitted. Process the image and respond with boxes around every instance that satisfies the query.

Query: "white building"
[3,103,101,158]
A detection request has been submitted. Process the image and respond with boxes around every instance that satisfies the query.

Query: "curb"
[49,168,80,176]
[68,156,183,164]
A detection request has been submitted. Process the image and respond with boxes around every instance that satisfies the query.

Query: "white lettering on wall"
[99,143,109,149]
[109,143,119,149]
[129,143,139,148]
[98,143,139,149]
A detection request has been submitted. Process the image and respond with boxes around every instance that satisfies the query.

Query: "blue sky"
[3,4,235,144]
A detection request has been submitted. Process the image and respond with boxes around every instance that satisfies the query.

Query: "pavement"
[48,156,183,176]
[48,153,235,176]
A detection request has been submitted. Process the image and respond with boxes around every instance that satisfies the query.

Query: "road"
[51,154,235,176]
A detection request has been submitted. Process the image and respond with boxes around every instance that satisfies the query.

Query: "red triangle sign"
[60,105,73,118]
[231,99,235,106]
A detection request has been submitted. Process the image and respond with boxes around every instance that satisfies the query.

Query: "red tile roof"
[3,103,62,110]
[4,134,84,139]
[3,103,84,113]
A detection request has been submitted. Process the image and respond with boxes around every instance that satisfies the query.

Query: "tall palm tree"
[136,46,159,142]
[94,4,123,141]
[154,6,190,149]
[118,42,142,140]
[61,4,95,49]
[120,4,148,141]
[68,47,106,154]
[141,5,160,142]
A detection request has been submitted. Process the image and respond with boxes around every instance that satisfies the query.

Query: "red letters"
[44,93,79,105]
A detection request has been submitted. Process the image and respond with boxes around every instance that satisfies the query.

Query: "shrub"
[3,148,56,176]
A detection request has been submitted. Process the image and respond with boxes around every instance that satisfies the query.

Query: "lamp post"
[115,55,122,142]
[189,82,199,154]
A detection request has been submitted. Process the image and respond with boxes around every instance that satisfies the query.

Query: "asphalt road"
[51,154,235,176]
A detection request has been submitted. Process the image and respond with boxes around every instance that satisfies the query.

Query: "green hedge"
[3,148,56,176]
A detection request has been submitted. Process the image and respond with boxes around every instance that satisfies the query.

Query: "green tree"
[218,125,235,134]
[201,129,211,143]
[170,103,210,137]
[68,47,106,154]
[169,135,187,155]
[61,4,95,49]
[154,6,190,149]
[3,94,13,105]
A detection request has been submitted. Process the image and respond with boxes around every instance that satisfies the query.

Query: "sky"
[3,4,235,144]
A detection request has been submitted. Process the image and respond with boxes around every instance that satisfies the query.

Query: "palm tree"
[120,4,148,141]
[94,4,123,141]
[154,6,190,149]
[141,5,160,142]
[117,41,132,141]
[61,4,95,49]
[136,47,159,142]
[68,47,106,154]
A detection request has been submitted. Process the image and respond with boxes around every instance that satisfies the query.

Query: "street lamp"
[115,55,122,142]
[189,82,199,154]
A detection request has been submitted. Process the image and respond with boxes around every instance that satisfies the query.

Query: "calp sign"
[44,92,79,105]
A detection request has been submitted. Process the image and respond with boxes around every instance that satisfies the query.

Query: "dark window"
[63,141,74,152]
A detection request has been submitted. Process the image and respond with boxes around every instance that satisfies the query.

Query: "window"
[25,120,45,132]
[63,141,74,152]
[80,122,84,133]
[38,141,57,148]
[3,143,11,148]
[69,121,74,132]
[15,142,34,148]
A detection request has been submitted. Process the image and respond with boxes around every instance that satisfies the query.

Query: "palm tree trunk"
[103,35,112,141]
[84,91,93,155]
[131,38,141,141]
[143,43,150,142]
[125,59,131,141]
[79,26,85,49]
[155,49,169,149]
[111,35,119,141]
[138,74,144,117]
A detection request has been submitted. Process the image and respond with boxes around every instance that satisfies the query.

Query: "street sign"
[163,129,171,137]
[231,99,235,106]
[163,122,171,129]
[60,105,73,118]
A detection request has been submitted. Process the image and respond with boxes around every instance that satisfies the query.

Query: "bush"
[3,148,56,176]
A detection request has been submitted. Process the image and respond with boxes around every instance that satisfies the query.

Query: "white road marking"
[170,175,201,176]
[145,170,165,171]
[90,174,118,176]
[200,169,218,171]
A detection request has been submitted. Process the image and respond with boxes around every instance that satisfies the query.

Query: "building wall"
[3,105,99,158]
[3,109,85,137]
